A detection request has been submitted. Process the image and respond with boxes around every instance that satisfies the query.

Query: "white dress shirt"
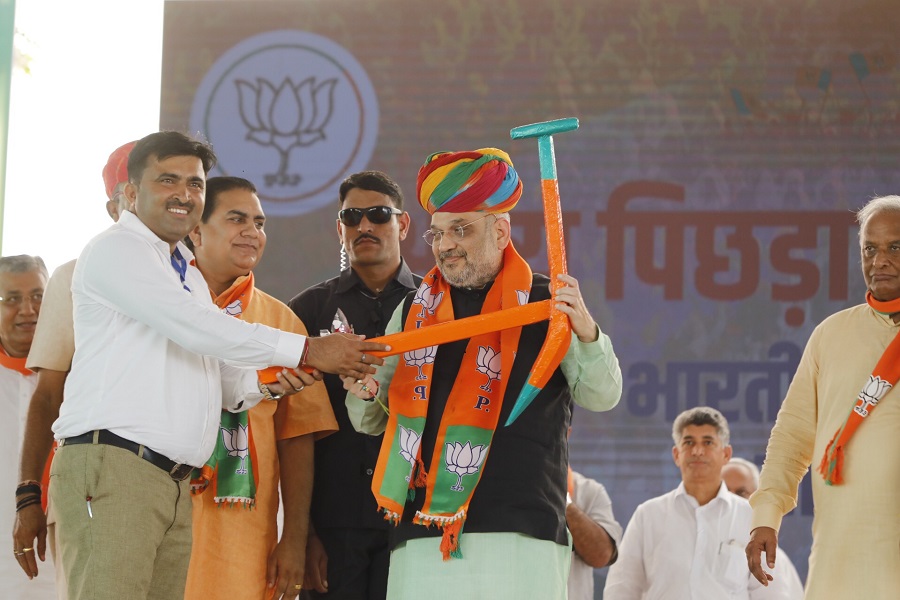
[53,211,306,466]
[604,482,792,600]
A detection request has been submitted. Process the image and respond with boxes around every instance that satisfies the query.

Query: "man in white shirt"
[13,140,136,598]
[0,255,51,599]
[46,131,388,600]
[604,407,791,600]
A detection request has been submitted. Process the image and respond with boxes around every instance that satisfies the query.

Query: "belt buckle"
[169,463,193,481]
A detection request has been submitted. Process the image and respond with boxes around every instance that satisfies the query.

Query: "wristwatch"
[258,382,285,401]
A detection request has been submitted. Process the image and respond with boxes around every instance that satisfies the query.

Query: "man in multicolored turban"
[345,148,622,599]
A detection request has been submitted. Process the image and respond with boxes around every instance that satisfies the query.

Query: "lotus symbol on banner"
[221,424,250,474]
[236,76,337,187]
[445,441,488,492]
[475,346,502,392]
[398,425,422,481]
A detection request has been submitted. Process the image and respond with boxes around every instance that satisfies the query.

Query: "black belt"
[59,430,194,481]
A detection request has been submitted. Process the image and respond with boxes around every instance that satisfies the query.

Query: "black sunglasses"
[338,205,402,226]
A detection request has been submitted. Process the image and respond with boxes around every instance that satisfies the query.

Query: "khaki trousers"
[49,443,192,600]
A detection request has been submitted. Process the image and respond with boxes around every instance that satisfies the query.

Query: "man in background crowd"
[605,407,791,599]
[1,254,51,598]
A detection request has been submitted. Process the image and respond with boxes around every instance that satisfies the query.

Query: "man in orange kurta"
[184,176,337,600]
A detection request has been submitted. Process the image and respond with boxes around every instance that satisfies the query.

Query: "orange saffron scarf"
[818,291,900,485]
[371,242,532,559]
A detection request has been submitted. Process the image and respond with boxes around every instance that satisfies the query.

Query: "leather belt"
[59,429,194,481]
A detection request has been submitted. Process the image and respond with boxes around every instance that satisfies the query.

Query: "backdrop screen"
[161,0,900,591]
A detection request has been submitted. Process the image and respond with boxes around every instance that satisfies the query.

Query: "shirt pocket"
[715,538,748,596]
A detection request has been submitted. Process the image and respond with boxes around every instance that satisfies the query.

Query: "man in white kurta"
[747,196,900,598]
[0,255,55,598]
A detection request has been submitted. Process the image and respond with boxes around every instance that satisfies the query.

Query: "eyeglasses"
[338,206,402,226]
[0,293,43,308]
[422,214,492,247]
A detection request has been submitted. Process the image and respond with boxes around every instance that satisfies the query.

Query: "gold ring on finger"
[22,547,33,553]
[294,584,303,590]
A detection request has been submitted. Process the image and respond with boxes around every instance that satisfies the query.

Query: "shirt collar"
[673,480,732,507]
[118,210,195,260]
[335,258,417,294]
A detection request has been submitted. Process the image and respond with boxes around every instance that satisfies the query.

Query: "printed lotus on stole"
[413,283,443,318]
[445,441,489,492]
[475,346,502,392]
[854,375,893,417]
[398,425,422,482]
[404,346,437,380]
[221,424,250,474]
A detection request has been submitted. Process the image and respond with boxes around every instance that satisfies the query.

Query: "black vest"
[392,274,572,548]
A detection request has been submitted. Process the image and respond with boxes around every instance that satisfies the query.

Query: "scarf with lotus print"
[818,291,900,485]
[189,272,261,507]
[372,241,532,560]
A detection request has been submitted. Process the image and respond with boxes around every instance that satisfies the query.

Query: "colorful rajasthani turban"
[102,141,137,200]
[416,148,523,214]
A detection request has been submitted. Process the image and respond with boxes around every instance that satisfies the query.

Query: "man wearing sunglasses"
[289,171,421,600]
[344,148,622,600]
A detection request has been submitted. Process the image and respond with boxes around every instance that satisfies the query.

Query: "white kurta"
[0,365,57,598]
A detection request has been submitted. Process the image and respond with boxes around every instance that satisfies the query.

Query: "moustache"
[354,234,380,246]
[439,250,466,260]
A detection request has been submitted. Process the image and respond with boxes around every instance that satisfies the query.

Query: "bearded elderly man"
[747,195,900,598]
[345,148,622,599]
[49,131,387,600]
[0,255,49,599]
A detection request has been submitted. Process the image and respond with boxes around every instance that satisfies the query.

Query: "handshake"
[260,333,391,398]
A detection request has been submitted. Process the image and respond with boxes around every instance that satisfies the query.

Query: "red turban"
[102,141,137,200]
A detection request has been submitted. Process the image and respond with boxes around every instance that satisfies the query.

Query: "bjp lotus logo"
[413,283,444,319]
[475,346,502,392]
[854,375,893,417]
[516,289,529,306]
[404,346,437,380]
[223,299,243,317]
[236,76,337,187]
[398,425,422,481]
[221,424,250,474]
[445,441,489,492]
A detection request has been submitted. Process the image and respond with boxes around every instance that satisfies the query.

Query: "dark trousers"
[303,527,389,600]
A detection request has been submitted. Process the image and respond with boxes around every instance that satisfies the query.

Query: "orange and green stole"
[190,272,265,507]
[818,291,900,485]
[372,242,532,560]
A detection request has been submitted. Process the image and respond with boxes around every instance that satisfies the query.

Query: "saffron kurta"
[185,278,338,600]
[751,304,900,599]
